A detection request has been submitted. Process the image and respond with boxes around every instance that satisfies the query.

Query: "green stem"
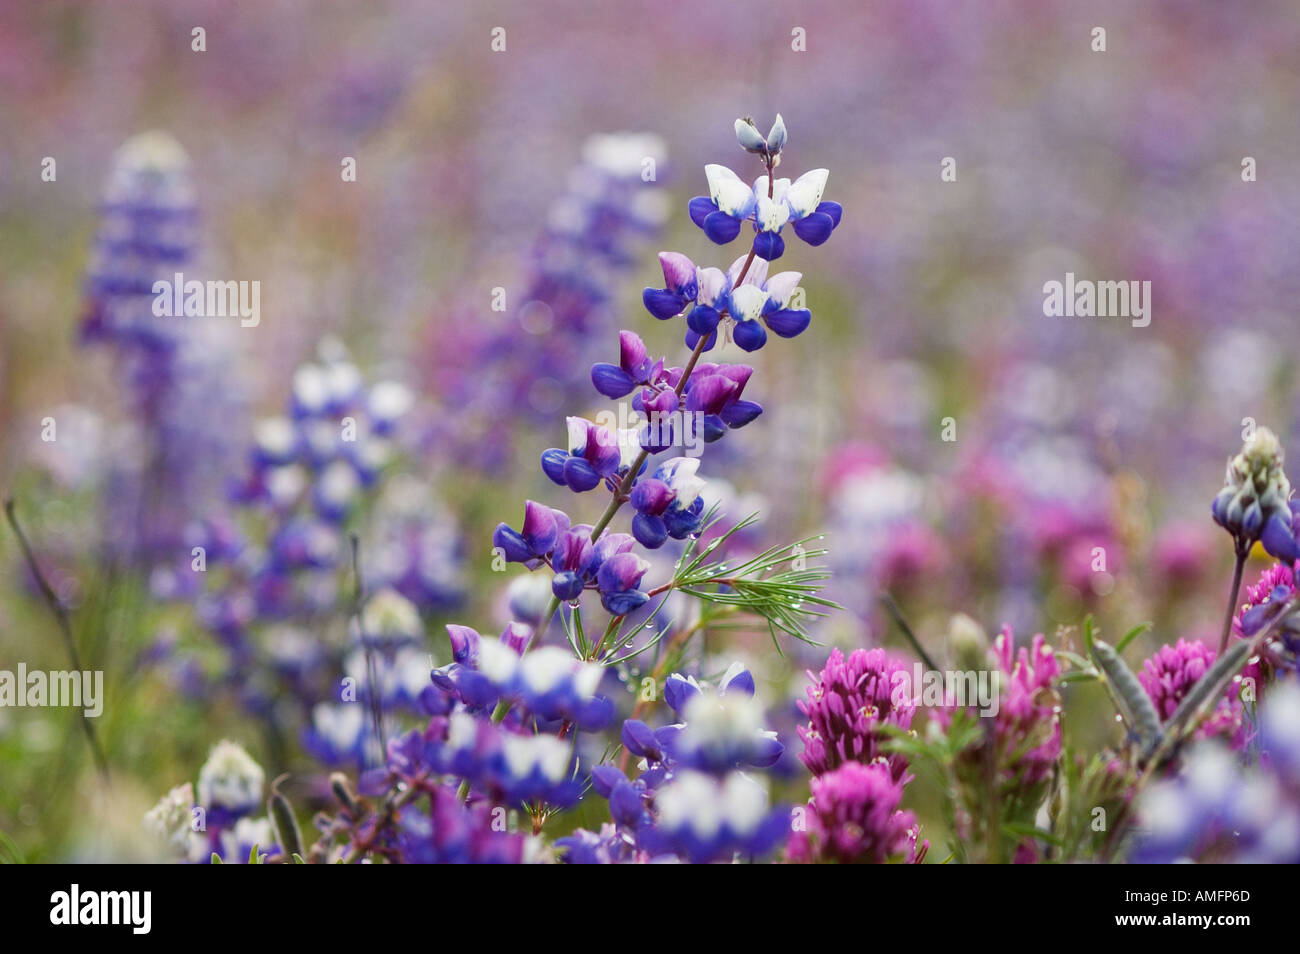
[1217,544,1247,655]
[4,497,110,781]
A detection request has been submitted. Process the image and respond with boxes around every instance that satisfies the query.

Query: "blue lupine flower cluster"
[493,502,653,613]
[1134,681,1300,863]
[685,116,840,264]
[178,112,843,865]
[80,131,244,565]
[643,252,814,352]
[421,133,669,472]
[431,626,615,730]
[559,664,790,863]
[628,458,707,549]
[142,348,467,774]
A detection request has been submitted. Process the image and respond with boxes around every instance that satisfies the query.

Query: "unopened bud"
[948,613,989,671]
[734,118,767,155]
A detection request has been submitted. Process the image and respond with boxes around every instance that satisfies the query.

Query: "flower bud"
[1212,427,1294,550]
[734,118,768,155]
[947,613,990,672]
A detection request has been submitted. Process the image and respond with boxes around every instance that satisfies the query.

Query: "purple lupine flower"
[644,252,814,353]
[398,784,527,864]
[590,330,664,399]
[797,647,916,782]
[556,823,643,864]
[493,500,568,566]
[431,711,583,808]
[438,638,615,730]
[1134,729,1300,864]
[641,251,700,320]
[540,418,625,492]
[630,457,707,549]
[787,761,925,864]
[81,132,245,566]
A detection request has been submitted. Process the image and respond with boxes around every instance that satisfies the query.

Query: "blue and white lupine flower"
[498,733,583,806]
[434,711,583,808]
[665,689,785,772]
[640,770,789,863]
[217,816,278,864]
[303,702,374,767]
[723,261,810,351]
[689,163,841,262]
[196,739,265,826]
[748,169,840,261]
[144,783,196,856]
[341,645,435,711]
[466,639,616,729]
[689,165,759,245]
[630,457,707,549]
[540,418,624,493]
[664,661,756,714]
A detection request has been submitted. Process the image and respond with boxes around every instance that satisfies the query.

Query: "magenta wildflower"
[787,761,925,864]
[985,629,1062,786]
[1138,639,1245,745]
[797,647,915,782]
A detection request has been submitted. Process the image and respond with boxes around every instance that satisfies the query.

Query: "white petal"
[754,195,789,232]
[727,254,768,289]
[784,168,828,219]
[566,416,589,454]
[729,284,768,322]
[763,271,802,309]
[477,637,519,685]
[705,164,756,217]
[694,267,727,307]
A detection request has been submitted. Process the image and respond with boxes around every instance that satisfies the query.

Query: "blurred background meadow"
[2,0,1300,861]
